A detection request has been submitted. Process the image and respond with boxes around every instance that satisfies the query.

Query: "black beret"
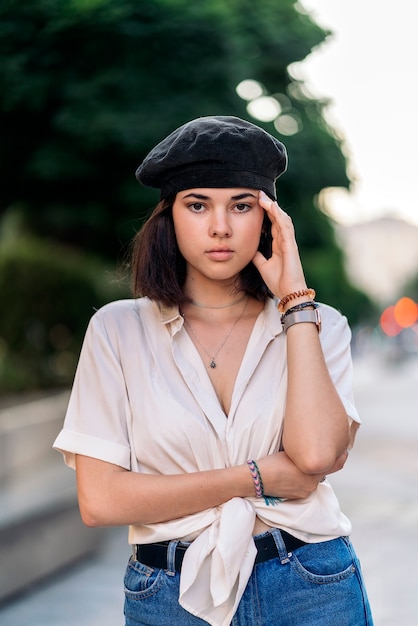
[135,116,287,199]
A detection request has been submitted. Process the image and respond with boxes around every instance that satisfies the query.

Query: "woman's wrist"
[218,464,256,500]
[246,458,283,506]
[282,297,314,313]
[281,301,318,317]
[277,288,315,313]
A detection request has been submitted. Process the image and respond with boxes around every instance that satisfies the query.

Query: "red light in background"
[393,297,418,328]
[380,306,402,336]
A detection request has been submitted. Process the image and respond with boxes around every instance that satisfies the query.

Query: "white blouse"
[54,297,360,626]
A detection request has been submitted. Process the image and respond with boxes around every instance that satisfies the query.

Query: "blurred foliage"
[403,272,418,302]
[0,0,374,392]
[0,217,129,393]
[0,0,343,254]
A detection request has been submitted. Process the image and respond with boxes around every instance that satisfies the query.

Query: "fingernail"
[259,190,269,200]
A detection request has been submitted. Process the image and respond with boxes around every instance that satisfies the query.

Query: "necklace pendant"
[210,360,217,369]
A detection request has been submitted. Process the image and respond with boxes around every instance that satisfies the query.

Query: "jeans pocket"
[124,557,166,600]
[289,537,357,584]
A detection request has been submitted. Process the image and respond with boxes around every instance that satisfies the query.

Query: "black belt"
[133,530,307,572]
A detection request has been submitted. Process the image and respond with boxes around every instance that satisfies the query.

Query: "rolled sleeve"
[53,306,132,469]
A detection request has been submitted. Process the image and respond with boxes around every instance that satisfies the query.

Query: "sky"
[296,0,418,226]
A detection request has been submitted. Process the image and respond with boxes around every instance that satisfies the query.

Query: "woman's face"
[172,188,265,285]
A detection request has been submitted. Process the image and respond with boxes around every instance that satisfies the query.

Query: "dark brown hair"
[131,197,273,306]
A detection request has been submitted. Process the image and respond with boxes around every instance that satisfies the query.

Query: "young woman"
[54,116,373,625]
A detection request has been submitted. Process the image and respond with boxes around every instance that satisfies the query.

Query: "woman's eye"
[234,203,252,212]
[188,203,205,212]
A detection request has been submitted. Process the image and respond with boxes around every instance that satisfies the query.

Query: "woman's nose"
[209,209,232,237]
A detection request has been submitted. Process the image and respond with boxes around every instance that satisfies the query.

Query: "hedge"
[0,236,129,394]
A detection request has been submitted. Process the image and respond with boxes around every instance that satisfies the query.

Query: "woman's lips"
[205,249,234,261]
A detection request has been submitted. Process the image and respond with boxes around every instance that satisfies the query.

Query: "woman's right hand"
[255,450,348,500]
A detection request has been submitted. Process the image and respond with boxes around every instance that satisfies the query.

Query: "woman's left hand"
[252,190,307,299]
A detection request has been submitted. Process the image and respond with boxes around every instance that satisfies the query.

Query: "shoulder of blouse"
[91,297,182,332]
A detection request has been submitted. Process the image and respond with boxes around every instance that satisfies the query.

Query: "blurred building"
[336,216,418,305]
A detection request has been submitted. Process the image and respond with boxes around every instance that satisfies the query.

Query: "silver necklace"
[183,298,249,369]
[189,293,247,309]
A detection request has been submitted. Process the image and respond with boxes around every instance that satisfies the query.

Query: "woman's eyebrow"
[182,192,257,200]
[230,193,257,200]
[182,193,210,200]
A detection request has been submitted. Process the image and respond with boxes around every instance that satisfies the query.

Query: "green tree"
[403,273,418,302]
[0,0,371,323]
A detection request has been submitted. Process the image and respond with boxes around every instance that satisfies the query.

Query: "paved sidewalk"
[331,353,418,625]
[0,525,128,625]
[0,352,417,625]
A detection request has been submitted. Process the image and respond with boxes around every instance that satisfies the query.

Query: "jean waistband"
[133,530,307,571]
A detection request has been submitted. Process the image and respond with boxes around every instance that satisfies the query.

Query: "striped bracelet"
[247,459,263,498]
[247,459,283,506]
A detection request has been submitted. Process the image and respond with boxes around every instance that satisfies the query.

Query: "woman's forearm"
[75,451,328,528]
[281,322,351,474]
[75,455,253,527]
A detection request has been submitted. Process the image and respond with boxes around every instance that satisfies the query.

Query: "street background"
[0,349,417,626]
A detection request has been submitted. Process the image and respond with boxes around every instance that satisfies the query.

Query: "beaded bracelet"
[281,300,319,320]
[277,288,316,313]
[247,459,283,506]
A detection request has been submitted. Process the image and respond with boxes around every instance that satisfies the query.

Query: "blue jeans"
[124,528,374,625]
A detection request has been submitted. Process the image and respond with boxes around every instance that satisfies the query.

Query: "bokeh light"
[235,80,301,135]
[380,306,402,337]
[380,297,418,337]
[246,96,281,122]
[235,79,264,101]
[274,113,302,135]
[393,296,418,328]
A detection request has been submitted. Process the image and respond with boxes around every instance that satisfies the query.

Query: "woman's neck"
[183,278,246,311]
[188,292,247,309]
